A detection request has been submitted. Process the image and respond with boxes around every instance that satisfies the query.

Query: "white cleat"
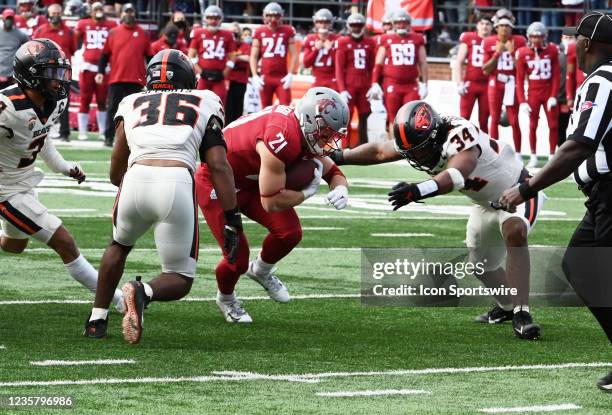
[78,133,88,141]
[527,154,538,168]
[246,262,290,303]
[216,297,253,323]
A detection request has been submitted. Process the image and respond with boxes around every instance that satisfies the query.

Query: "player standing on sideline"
[483,9,526,160]
[369,9,428,135]
[84,49,240,343]
[33,4,75,142]
[151,24,187,55]
[188,5,235,105]
[249,2,297,107]
[302,8,338,90]
[335,13,376,147]
[329,101,544,340]
[500,11,612,389]
[96,3,152,148]
[0,40,124,314]
[195,87,350,323]
[225,22,251,124]
[14,0,46,38]
[565,30,586,113]
[453,14,492,133]
[74,2,116,141]
[516,22,560,167]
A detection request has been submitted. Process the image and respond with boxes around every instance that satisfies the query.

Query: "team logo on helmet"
[414,105,432,130]
[317,98,337,115]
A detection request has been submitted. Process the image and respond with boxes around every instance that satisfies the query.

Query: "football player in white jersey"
[329,101,545,340]
[0,39,124,313]
[84,49,241,344]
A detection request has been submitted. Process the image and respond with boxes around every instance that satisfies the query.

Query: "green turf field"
[1,138,610,414]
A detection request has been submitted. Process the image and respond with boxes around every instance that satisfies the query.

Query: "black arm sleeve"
[98,53,109,75]
[199,116,227,162]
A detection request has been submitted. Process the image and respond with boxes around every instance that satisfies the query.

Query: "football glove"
[302,159,323,200]
[456,81,469,96]
[520,102,531,114]
[418,83,428,99]
[388,182,423,211]
[280,73,293,89]
[68,164,86,184]
[326,185,348,210]
[223,208,243,264]
[251,75,264,90]
[547,97,557,111]
[340,90,352,104]
[366,83,383,100]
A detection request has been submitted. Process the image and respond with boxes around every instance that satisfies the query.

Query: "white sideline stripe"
[0,293,361,305]
[370,233,434,237]
[30,359,135,366]
[316,389,430,397]
[0,374,318,388]
[214,362,612,380]
[23,247,365,253]
[49,208,97,213]
[479,404,581,413]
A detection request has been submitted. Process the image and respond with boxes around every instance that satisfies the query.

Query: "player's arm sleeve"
[567,78,612,149]
[550,48,561,99]
[199,116,227,162]
[39,138,71,174]
[515,51,527,103]
[335,41,347,91]
[113,98,129,127]
[302,42,316,68]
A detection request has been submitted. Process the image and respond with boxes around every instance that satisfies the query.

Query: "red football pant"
[488,82,521,152]
[197,78,227,104]
[261,74,291,107]
[383,81,419,123]
[527,95,559,155]
[460,81,489,133]
[195,172,302,295]
[79,70,109,112]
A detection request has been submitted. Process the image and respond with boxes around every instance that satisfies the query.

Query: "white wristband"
[417,179,439,197]
[446,167,465,191]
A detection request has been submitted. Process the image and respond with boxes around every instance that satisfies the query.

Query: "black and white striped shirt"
[570,61,612,186]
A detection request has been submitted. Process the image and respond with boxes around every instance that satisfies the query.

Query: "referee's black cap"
[570,12,612,43]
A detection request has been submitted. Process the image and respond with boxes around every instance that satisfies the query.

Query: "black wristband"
[329,149,345,166]
[224,208,243,231]
[518,181,537,201]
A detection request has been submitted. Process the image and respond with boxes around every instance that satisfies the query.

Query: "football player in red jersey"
[453,15,492,133]
[565,37,586,113]
[195,87,350,323]
[369,9,428,133]
[14,0,47,38]
[75,2,117,141]
[516,22,560,167]
[482,9,526,158]
[188,5,235,104]
[335,13,376,147]
[249,2,298,107]
[302,8,338,90]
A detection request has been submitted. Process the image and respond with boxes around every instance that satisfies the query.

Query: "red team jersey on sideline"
[151,37,188,55]
[204,105,309,192]
[566,42,587,102]
[459,31,487,83]
[482,34,527,81]
[33,22,76,58]
[189,28,235,71]
[253,25,295,76]
[14,15,47,38]
[335,35,376,90]
[302,33,338,87]
[515,43,560,103]
[102,24,152,85]
[378,32,424,83]
[75,18,117,71]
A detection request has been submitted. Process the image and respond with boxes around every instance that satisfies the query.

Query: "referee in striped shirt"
[500,11,612,392]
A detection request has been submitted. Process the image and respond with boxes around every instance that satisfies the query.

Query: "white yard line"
[0,345,5,350]
[30,359,135,367]
[479,404,581,413]
[214,362,612,380]
[370,233,434,237]
[300,227,345,230]
[315,389,430,397]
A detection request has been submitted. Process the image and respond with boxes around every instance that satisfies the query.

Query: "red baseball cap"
[2,8,16,18]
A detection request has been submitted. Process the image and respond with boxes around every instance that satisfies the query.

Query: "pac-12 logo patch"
[580,101,596,112]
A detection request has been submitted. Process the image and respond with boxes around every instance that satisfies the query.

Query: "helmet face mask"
[204,5,223,30]
[393,20,410,35]
[314,20,331,35]
[263,2,283,28]
[347,13,366,38]
[527,22,547,48]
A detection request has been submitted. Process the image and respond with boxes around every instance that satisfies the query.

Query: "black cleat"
[121,276,147,344]
[513,310,541,340]
[597,371,612,392]
[103,138,113,147]
[83,315,108,338]
[475,305,514,324]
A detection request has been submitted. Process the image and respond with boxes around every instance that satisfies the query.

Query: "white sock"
[65,254,98,292]
[514,305,530,314]
[217,290,236,303]
[142,282,153,301]
[77,113,89,135]
[96,111,107,135]
[252,254,274,275]
[89,307,108,321]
